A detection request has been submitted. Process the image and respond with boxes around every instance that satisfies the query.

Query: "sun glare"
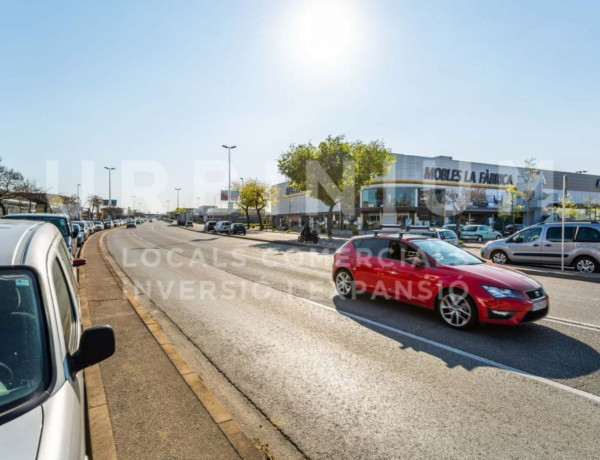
[283,0,363,77]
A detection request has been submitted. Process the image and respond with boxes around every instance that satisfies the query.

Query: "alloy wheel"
[576,258,596,273]
[335,271,353,297]
[439,292,474,328]
[491,251,508,265]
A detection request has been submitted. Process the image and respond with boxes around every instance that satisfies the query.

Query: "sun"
[282,0,363,76]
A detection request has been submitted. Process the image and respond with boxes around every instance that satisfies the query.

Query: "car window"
[546,227,575,242]
[512,227,542,243]
[0,269,50,413]
[463,225,477,232]
[51,258,77,354]
[354,238,390,257]
[412,239,483,266]
[576,227,600,243]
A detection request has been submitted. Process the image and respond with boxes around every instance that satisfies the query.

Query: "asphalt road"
[106,222,600,459]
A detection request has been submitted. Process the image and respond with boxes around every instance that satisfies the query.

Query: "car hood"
[452,263,541,292]
[0,406,43,459]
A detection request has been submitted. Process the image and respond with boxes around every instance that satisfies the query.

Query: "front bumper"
[476,292,549,325]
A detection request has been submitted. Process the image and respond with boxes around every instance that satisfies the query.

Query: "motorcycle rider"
[301,221,311,240]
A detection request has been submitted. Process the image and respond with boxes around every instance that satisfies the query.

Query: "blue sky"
[1,0,598,212]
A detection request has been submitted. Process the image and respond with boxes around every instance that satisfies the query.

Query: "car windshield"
[0,269,49,414]
[462,225,478,232]
[413,239,483,266]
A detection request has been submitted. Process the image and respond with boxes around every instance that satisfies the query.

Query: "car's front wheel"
[574,256,598,273]
[335,269,355,298]
[437,289,478,329]
[476,235,483,242]
[490,250,509,265]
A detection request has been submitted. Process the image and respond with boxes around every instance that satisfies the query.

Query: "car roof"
[351,233,430,242]
[0,220,60,266]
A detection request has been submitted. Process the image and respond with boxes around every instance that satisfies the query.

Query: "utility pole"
[131,195,136,217]
[104,167,116,220]
[175,188,181,210]
[222,145,237,211]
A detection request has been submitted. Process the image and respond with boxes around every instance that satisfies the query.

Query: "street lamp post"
[104,167,116,220]
[131,195,136,217]
[175,188,181,210]
[240,177,244,187]
[222,145,237,211]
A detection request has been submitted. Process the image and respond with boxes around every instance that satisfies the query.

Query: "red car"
[332,234,549,329]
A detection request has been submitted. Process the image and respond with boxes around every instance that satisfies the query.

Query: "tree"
[63,194,79,218]
[278,135,394,237]
[498,184,525,228]
[520,157,540,223]
[557,193,578,220]
[233,181,253,227]
[88,194,102,219]
[0,157,42,215]
[444,187,479,237]
[583,196,600,220]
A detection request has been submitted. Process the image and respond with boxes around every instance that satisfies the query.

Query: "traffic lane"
[165,223,600,328]
[107,229,600,459]
[119,226,600,394]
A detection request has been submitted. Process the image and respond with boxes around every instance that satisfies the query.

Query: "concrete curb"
[97,231,264,460]
[79,235,118,460]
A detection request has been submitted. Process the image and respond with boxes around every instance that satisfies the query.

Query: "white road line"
[544,317,600,332]
[300,298,600,406]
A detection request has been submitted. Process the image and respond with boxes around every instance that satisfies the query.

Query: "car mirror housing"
[70,325,115,376]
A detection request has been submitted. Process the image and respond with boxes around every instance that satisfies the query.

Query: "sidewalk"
[80,231,262,460]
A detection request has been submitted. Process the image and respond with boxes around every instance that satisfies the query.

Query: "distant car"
[503,224,525,236]
[149,218,153,222]
[126,220,136,229]
[214,221,231,233]
[460,225,502,242]
[0,220,115,459]
[93,221,104,232]
[72,220,90,240]
[405,227,459,246]
[230,223,246,235]
[204,221,217,232]
[2,213,78,255]
[185,221,193,227]
[442,224,464,233]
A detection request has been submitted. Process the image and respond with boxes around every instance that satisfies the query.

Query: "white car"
[0,220,115,459]
[214,221,231,233]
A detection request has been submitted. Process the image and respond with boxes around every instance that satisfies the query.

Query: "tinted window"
[443,231,457,239]
[52,259,76,353]
[463,225,477,232]
[353,238,390,257]
[0,270,49,414]
[546,227,575,242]
[576,227,600,242]
[412,240,483,266]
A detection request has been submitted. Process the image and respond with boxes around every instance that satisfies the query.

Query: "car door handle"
[544,244,552,247]
[532,244,540,247]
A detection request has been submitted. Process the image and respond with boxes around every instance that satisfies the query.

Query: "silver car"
[480,222,600,273]
[0,220,115,459]
[405,227,460,246]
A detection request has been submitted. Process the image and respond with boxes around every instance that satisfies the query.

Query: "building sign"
[423,167,513,186]
[102,199,117,206]
[285,185,300,195]
[220,190,239,201]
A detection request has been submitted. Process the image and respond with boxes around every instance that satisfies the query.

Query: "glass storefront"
[362,187,417,208]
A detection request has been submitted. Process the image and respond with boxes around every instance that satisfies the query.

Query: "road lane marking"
[544,317,600,332]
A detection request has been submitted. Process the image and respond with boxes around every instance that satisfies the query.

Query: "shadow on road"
[332,295,600,381]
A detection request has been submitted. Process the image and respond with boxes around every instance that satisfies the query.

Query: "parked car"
[503,224,524,236]
[460,225,502,242]
[481,222,600,273]
[83,220,95,235]
[2,213,78,255]
[204,221,217,232]
[185,221,193,227]
[332,234,548,329]
[214,221,231,233]
[0,220,115,458]
[442,224,464,233]
[405,227,459,246]
[72,223,84,247]
[93,220,104,232]
[126,220,136,229]
[230,223,247,235]
[72,220,90,240]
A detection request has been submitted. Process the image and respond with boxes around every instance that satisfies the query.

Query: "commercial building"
[271,153,600,231]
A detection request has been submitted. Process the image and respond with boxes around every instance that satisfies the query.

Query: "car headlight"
[481,285,524,299]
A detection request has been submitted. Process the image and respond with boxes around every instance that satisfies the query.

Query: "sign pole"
[561,174,567,271]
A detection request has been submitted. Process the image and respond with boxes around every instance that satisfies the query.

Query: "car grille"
[525,289,545,300]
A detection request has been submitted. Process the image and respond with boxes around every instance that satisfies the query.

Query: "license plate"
[532,299,547,311]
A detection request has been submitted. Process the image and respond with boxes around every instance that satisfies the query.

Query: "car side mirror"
[70,325,115,376]
[73,258,87,267]
[406,256,424,268]
[71,227,79,238]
